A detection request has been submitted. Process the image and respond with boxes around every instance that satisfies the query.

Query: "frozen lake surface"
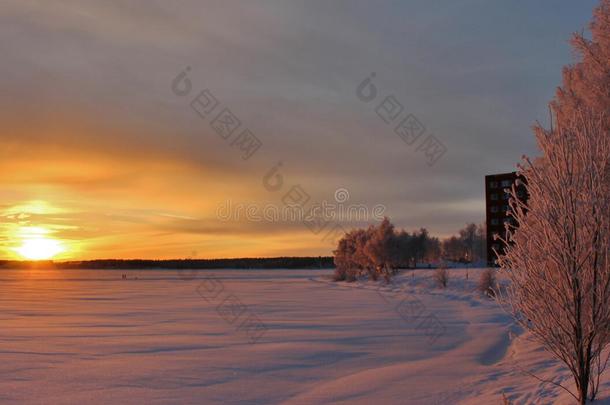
[1,268,609,404]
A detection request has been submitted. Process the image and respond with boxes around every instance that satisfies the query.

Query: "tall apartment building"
[485,172,528,266]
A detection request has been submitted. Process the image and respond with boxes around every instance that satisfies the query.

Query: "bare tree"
[459,223,478,262]
[440,223,486,263]
[442,235,465,262]
[475,224,487,263]
[425,236,442,263]
[497,111,610,404]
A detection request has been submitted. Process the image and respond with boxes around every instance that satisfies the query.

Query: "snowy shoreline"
[0,268,608,404]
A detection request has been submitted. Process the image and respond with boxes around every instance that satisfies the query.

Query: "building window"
[490,206,499,213]
[501,180,512,187]
[488,181,499,188]
[491,218,500,225]
[490,194,499,201]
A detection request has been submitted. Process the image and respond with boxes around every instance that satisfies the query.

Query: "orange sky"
[1,125,336,260]
[1,1,593,260]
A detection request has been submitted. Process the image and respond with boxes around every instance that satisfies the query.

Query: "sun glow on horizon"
[13,227,66,260]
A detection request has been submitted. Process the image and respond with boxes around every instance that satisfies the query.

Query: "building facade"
[485,172,528,266]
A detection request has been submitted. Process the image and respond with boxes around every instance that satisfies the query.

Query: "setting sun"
[16,238,64,260]
[12,227,65,260]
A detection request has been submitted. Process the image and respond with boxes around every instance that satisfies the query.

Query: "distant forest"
[0,257,335,270]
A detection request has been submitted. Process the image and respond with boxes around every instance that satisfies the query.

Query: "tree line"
[333,218,485,281]
[0,257,335,270]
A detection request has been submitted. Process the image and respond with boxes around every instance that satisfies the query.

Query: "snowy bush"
[434,266,448,288]
[478,269,496,297]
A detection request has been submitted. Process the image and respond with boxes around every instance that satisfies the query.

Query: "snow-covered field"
[1,268,609,404]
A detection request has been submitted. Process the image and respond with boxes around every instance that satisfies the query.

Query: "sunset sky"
[0,0,599,260]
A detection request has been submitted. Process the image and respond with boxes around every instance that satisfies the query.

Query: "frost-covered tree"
[333,227,373,281]
[549,0,610,191]
[334,218,438,281]
[364,218,399,280]
[551,0,610,133]
[497,2,610,402]
[497,112,610,404]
